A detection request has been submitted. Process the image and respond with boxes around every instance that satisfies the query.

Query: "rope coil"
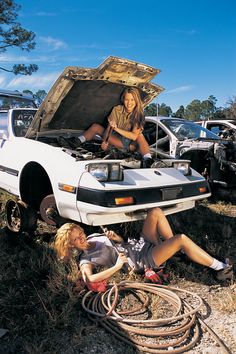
[82,281,232,354]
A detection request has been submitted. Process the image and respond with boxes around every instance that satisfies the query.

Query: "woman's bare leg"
[152,233,214,268]
[83,123,105,140]
[136,134,151,155]
[108,134,150,152]
[83,124,125,150]
[142,208,174,245]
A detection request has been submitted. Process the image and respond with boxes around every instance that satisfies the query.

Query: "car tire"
[5,199,37,233]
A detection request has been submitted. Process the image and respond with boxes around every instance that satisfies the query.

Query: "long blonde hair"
[53,223,83,260]
[121,87,145,129]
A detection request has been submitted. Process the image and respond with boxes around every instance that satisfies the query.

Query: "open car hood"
[26,56,164,137]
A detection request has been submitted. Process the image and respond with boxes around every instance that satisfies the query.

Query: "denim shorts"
[113,132,132,151]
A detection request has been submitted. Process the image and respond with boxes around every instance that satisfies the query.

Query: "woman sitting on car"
[53,208,233,290]
[77,87,154,167]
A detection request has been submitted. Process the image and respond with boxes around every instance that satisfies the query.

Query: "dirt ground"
[0,198,235,354]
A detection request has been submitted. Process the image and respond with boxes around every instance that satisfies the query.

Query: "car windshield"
[161,119,219,141]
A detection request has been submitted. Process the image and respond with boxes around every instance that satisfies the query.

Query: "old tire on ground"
[5,199,37,233]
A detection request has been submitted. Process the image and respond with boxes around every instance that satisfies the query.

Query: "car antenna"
[155,98,159,159]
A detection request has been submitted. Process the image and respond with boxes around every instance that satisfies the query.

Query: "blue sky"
[0,0,235,112]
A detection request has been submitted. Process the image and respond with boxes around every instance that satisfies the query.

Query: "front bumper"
[77,180,210,207]
[75,180,211,225]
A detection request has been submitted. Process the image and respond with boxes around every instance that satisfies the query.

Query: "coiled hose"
[82,281,232,354]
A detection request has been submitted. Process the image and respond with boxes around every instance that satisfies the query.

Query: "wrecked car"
[195,120,236,140]
[144,116,236,200]
[0,89,37,109]
[0,56,211,233]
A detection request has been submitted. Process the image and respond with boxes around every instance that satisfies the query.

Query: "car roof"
[145,116,186,122]
[0,89,34,100]
[196,119,236,124]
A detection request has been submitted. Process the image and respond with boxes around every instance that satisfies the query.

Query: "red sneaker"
[144,268,162,284]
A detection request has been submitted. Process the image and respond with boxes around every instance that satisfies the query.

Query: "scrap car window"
[162,119,219,140]
[144,122,169,152]
[207,123,226,135]
[0,112,8,131]
[12,110,36,137]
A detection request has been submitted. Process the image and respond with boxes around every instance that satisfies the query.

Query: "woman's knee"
[129,142,137,152]
[176,233,188,244]
[148,207,164,219]
[90,123,102,132]
[89,123,105,138]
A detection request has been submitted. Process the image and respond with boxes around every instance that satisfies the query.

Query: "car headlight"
[86,163,123,182]
[173,161,191,176]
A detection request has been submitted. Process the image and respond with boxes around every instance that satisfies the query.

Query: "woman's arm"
[101,124,113,150]
[102,124,112,142]
[81,253,127,282]
[109,121,142,141]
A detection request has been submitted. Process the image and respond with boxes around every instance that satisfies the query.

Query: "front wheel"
[5,199,37,233]
[39,194,65,226]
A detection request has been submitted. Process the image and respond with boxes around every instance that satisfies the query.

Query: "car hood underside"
[26,56,164,137]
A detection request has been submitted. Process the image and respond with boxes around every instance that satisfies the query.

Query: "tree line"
[23,89,236,122]
[144,95,236,121]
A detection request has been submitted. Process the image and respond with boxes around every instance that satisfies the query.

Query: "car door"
[0,111,16,192]
[0,109,37,195]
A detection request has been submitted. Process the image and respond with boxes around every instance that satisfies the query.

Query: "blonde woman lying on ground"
[53,208,233,290]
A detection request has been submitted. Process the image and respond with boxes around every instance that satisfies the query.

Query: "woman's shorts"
[113,132,132,151]
[138,241,158,269]
[123,237,165,272]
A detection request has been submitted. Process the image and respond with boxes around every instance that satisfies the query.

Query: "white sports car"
[0,57,210,232]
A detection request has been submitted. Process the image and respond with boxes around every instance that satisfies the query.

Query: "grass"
[0,230,84,353]
[0,191,236,353]
[214,288,236,313]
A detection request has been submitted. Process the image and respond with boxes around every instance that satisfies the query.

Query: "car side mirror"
[0,130,9,140]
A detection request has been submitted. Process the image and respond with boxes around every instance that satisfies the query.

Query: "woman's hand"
[115,253,128,268]
[105,230,114,239]
[101,141,109,151]
[81,267,88,282]
[109,120,117,130]
[105,230,123,243]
